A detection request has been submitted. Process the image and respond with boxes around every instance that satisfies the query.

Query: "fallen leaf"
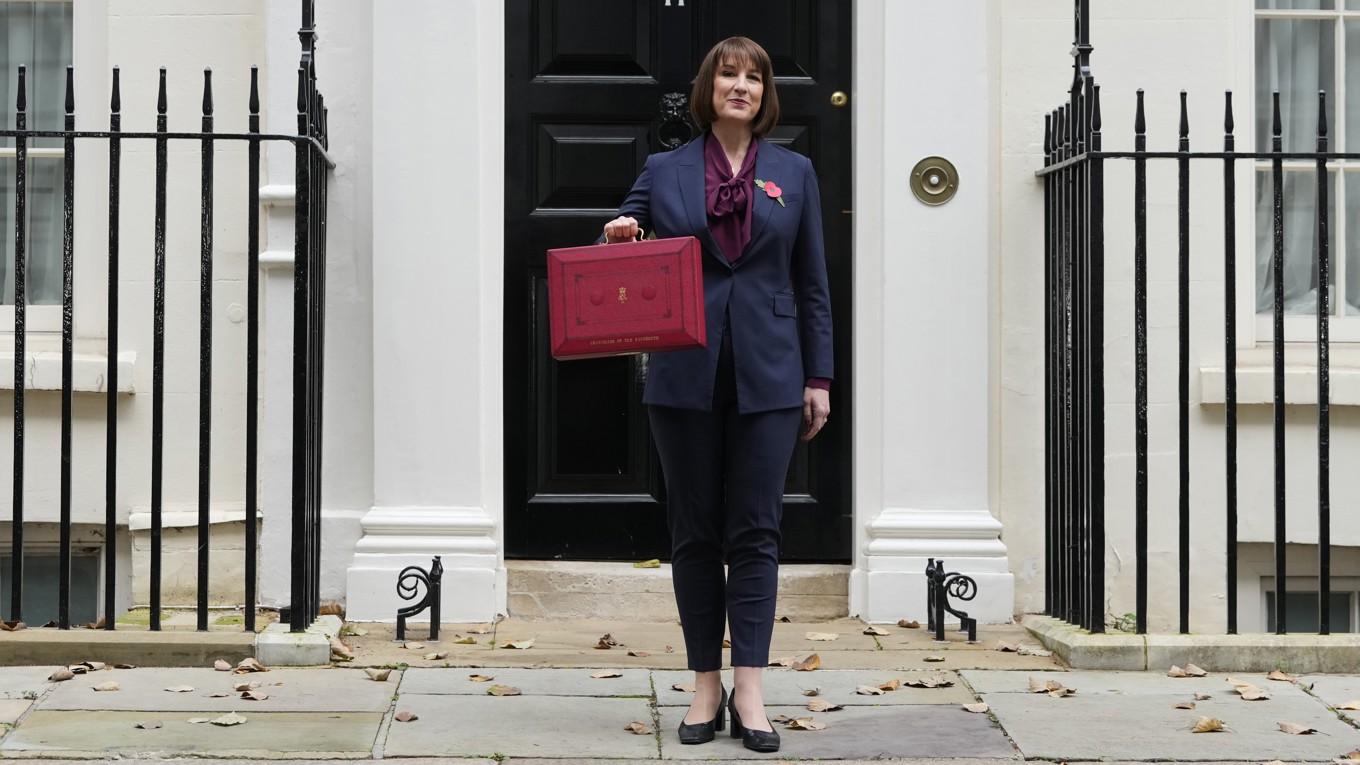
[487,684,521,696]
[905,675,954,689]
[768,656,796,668]
[627,650,650,657]
[67,664,88,675]
[805,631,839,641]
[1048,687,1076,698]
[877,678,901,691]
[624,720,653,734]
[722,638,731,648]
[234,657,268,674]
[84,617,107,629]
[240,690,269,701]
[801,687,820,697]
[466,625,493,634]
[664,645,674,653]
[1237,686,1271,701]
[854,685,885,695]
[1278,721,1317,735]
[231,681,259,691]
[1336,700,1360,710]
[1174,701,1196,710]
[93,681,120,692]
[671,682,695,693]
[134,721,162,730]
[591,671,623,679]
[786,716,826,730]
[1168,665,1188,678]
[1339,749,1360,761]
[771,714,794,724]
[1268,670,1298,683]
[48,669,74,682]
[404,642,425,650]
[1225,676,1254,689]
[633,558,661,569]
[339,624,368,637]
[364,668,392,682]
[996,642,1020,653]
[394,710,418,722]
[81,661,106,671]
[1191,716,1225,733]
[807,698,842,712]
[594,633,621,649]
[1184,663,1208,677]
[206,692,232,698]
[113,663,137,669]
[963,702,990,713]
[1018,646,1053,657]
[0,621,25,631]
[924,655,946,663]
[452,636,477,644]
[792,653,821,671]
[187,717,212,724]
[213,659,232,672]
[164,685,194,693]
[502,638,534,650]
[1194,692,1212,701]
[778,616,791,622]
[209,712,247,726]
[422,651,448,661]
[468,674,495,683]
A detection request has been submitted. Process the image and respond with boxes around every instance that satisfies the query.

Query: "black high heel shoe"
[677,682,726,744]
[728,690,780,752]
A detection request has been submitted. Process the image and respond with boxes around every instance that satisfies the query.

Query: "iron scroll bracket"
[926,558,979,643]
[396,556,443,642]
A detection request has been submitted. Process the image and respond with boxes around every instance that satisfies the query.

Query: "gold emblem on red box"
[618,286,628,303]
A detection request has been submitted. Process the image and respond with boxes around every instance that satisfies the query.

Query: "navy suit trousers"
[647,323,803,671]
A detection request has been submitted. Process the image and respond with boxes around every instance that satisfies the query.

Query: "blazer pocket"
[773,291,798,318]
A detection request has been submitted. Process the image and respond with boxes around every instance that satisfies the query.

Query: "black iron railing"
[2,1,332,633]
[1040,0,1338,635]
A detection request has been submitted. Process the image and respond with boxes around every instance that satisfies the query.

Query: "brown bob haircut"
[689,36,779,137]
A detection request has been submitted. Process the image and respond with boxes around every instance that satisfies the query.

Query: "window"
[1254,1,1360,340]
[0,1,73,312]
[1264,589,1355,632]
[0,552,99,626]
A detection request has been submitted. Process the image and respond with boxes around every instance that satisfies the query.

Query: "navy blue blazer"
[598,135,834,413]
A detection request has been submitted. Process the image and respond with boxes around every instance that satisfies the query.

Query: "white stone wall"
[1000,0,1360,632]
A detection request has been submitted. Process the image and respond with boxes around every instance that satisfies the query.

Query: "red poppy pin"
[755,178,786,207]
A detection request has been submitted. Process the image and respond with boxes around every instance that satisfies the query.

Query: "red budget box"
[546,235,706,360]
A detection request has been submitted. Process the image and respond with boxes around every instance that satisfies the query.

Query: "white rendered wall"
[344,0,504,621]
[850,0,1014,624]
[1000,0,1360,633]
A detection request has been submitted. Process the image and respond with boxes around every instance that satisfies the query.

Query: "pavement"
[1,616,1359,762]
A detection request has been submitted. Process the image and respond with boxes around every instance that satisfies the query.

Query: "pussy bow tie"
[708,174,748,217]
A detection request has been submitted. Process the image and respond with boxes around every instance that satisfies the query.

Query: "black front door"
[504,0,852,562]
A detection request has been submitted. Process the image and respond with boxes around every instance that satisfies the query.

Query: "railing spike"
[1318,90,1328,137]
[297,67,307,115]
[202,68,213,116]
[1179,90,1188,138]
[1044,112,1052,154]
[111,67,121,113]
[15,65,25,113]
[249,66,260,115]
[1272,90,1282,139]
[1224,90,1234,135]
[1091,84,1101,132]
[157,67,167,115]
[1135,88,1145,134]
[64,66,74,114]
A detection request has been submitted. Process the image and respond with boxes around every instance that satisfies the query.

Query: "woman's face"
[710,56,763,128]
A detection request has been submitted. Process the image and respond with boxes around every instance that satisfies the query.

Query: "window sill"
[0,344,135,394]
[1200,347,1360,406]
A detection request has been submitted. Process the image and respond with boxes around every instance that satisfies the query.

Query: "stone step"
[506,560,850,621]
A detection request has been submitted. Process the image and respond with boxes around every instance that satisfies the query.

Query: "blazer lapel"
[743,137,779,259]
[675,138,728,268]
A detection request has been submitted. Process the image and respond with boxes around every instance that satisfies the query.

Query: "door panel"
[506,0,851,562]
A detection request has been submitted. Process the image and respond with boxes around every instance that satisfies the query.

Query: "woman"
[600,37,833,753]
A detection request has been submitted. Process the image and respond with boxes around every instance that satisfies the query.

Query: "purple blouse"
[703,132,830,393]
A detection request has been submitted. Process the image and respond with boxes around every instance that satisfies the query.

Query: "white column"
[850,0,1013,624]
[344,0,505,622]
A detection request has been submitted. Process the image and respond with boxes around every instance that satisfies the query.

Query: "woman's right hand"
[602,215,641,243]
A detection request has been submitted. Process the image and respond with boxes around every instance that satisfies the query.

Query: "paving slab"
[399,667,652,697]
[35,667,398,713]
[651,669,974,706]
[1296,674,1360,723]
[0,710,383,757]
[655,703,1018,760]
[0,669,54,700]
[961,669,1310,699]
[981,688,1360,761]
[381,694,659,759]
[0,701,31,726]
